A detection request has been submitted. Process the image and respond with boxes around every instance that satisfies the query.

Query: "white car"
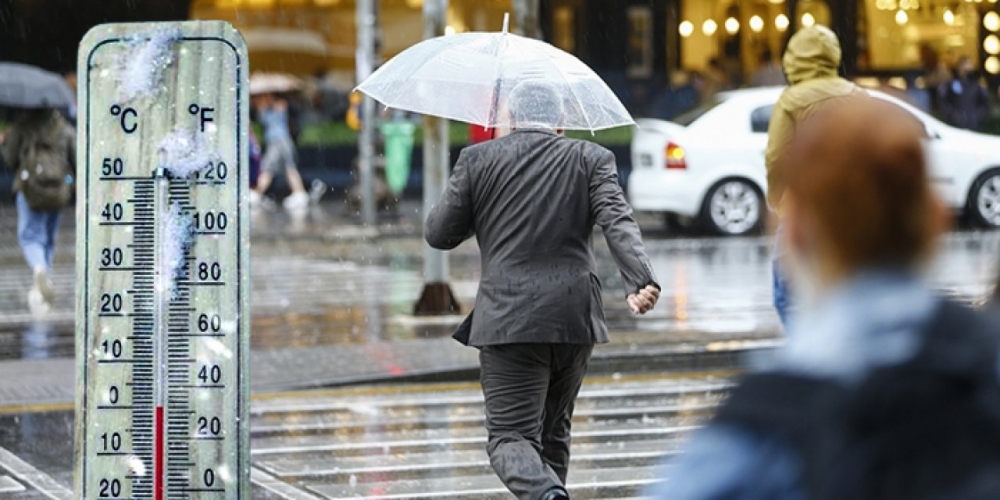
[627,86,1000,236]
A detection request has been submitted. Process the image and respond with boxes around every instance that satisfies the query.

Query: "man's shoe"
[283,191,309,210]
[33,267,55,304]
[539,487,570,500]
[309,179,328,204]
[27,288,50,316]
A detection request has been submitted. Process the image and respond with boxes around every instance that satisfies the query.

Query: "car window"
[673,97,725,126]
[750,105,773,134]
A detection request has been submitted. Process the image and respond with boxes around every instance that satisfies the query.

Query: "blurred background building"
[1,0,999,115]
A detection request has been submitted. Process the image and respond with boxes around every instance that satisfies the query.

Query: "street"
[0,199,995,499]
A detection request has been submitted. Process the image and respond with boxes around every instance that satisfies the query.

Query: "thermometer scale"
[74,21,249,499]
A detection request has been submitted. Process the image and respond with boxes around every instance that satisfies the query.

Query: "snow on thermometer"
[74,21,249,499]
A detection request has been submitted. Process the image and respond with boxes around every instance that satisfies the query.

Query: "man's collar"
[511,127,559,136]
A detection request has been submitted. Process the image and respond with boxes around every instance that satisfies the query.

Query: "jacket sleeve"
[424,148,475,250]
[937,82,955,119]
[587,144,659,296]
[764,102,793,213]
[975,84,990,123]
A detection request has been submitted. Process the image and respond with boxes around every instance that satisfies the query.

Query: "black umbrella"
[0,62,74,109]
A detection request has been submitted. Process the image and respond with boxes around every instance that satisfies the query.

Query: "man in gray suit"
[425,81,661,500]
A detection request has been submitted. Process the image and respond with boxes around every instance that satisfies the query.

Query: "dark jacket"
[425,129,658,346]
[938,76,989,131]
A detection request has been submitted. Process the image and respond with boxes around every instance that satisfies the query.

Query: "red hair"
[781,96,944,271]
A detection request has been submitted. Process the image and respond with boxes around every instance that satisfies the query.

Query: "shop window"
[553,6,576,52]
[860,0,980,71]
[796,0,831,28]
[627,5,654,78]
[678,0,793,85]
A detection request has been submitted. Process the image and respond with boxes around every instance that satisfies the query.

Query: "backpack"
[17,118,73,212]
[714,300,1000,500]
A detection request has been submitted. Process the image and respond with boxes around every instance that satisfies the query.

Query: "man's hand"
[627,285,660,315]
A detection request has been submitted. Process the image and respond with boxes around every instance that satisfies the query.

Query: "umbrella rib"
[546,59,594,132]
[487,34,506,127]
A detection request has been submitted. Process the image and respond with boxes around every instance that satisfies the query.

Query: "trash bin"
[380,120,416,195]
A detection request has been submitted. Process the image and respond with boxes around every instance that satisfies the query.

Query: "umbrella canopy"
[0,62,74,109]
[249,72,304,95]
[355,25,633,132]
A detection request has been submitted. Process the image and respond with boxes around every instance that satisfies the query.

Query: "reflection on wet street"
[3,228,996,360]
[0,411,74,498]
[0,372,729,499]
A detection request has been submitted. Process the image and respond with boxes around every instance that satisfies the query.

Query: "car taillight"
[665,142,687,170]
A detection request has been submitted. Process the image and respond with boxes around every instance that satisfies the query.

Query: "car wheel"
[970,169,1000,228]
[701,179,763,236]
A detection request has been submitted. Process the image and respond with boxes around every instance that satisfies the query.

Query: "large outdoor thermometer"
[74,21,250,499]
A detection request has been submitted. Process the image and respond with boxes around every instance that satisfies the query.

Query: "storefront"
[187,0,1000,113]
[190,0,512,80]
[671,0,1000,88]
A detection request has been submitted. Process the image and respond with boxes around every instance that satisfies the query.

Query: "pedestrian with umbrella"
[0,62,76,314]
[248,73,310,210]
[358,18,661,500]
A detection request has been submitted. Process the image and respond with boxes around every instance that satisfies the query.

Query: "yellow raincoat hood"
[766,25,863,213]
[782,25,842,85]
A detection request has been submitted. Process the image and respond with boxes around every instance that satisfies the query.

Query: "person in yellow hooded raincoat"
[765,25,865,327]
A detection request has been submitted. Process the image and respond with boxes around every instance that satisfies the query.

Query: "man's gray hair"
[508,80,564,128]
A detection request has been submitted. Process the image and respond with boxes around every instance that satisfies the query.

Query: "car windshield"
[672,96,725,126]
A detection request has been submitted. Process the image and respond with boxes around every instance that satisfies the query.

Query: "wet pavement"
[0,197,996,498]
[0,371,729,499]
[246,372,729,499]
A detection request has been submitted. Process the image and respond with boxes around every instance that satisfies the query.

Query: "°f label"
[74,21,249,500]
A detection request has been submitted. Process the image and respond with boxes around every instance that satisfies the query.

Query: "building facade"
[187,0,1000,115]
[562,0,1000,114]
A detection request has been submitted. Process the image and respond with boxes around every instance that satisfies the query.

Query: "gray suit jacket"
[425,129,658,346]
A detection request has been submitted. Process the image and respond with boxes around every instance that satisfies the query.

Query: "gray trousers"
[479,343,594,500]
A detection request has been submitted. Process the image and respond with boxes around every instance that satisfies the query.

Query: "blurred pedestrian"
[749,48,785,87]
[249,128,262,191]
[647,95,1000,500]
[251,92,310,210]
[650,71,704,120]
[765,25,865,327]
[425,80,660,500]
[938,56,989,131]
[702,57,730,99]
[0,108,75,314]
[919,44,951,114]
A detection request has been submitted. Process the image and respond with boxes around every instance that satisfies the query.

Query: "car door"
[871,92,970,209]
[921,123,962,208]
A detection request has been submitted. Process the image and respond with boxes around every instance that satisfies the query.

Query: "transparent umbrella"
[355,17,633,132]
